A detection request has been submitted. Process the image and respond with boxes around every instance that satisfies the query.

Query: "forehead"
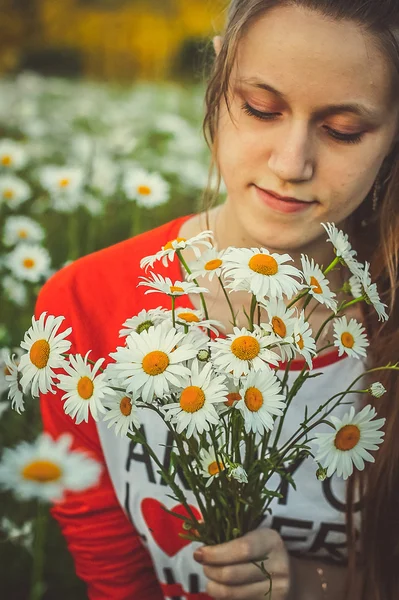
[233,5,395,114]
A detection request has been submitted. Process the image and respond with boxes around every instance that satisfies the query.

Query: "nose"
[268,120,314,182]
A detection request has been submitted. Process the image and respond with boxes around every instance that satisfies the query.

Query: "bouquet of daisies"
[4,222,397,593]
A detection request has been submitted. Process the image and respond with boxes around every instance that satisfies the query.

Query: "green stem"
[130,202,141,237]
[176,250,209,320]
[218,276,237,327]
[249,295,257,331]
[171,296,176,328]
[67,213,80,261]
[30,502,47,600]
[323,256,340,276]
[287,289,309,309]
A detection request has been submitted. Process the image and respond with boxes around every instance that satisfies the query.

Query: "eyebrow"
[238,77,380,120]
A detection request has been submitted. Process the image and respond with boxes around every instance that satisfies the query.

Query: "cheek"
[216,108,260,179]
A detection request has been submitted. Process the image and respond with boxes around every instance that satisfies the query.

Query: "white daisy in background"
[123,167,170,208]
[4,243,51,283]
[119,307,168,337]
[2,275,28,307]
[314,405,385,480]
[333,316,369,359]
[349,275,363,299]
[57,352,112,424]
[236,369,285,434]
[5,353,26,414]
[89,153,120,196]
[260,298,297,362]
[353,262,388,322]
[0,175,31,208]
[187,248,226,282]
[140,231,214,271]
[301,255,337,312]
[38,165,85,212]
[1,348,13,395]
[174,307,224,336]
[82,193,104,217]
[138,273,209,298]
[321,222,358,267]
[369,382,386,399]
[102,391,141,437]
[109,322,197,403]
[209,326,280,380]
[161,361,226,437]
[0,139,27,171]
[293,313,317,368]
[0,433,102,502]
[222,247,302,300]
[0,518,33,552]
[19,312,72,397]
[199,447,226,487]
[3,216,45,247]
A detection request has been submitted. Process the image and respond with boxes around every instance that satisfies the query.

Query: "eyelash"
[241,102,365,145]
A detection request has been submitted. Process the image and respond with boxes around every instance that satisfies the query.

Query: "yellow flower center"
[180,385,205,413]
[297,334,304,350]
[1,155,12,166]
[59,178,70,188]
[334,424,361,451]
[224,392,241,407]
[310,276,323,294]
[77,376,94,400]
[137,185,151,195]
[249,254,278,276]
[231,336,260,361]
[170,286,184,294]
[3,188,14,199]
[341,332,355,349]
[120,396,132,416]
[142,350,169,376]
[177,312,200,323]
[205,259,223,271]
[22,460,62,483]
[208,460,224,476]
[18,229,28,238]
[29,339,50,369]
[163,237,186,251]
[272,316,287,338]
[23,258,35,269]
[244,387,264,412]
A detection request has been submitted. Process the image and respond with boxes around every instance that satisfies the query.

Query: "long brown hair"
[202,2,399,599]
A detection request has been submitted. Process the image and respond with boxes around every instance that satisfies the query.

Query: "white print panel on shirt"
[96,355,365,598]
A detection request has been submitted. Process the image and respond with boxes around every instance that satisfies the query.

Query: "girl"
[38,1,399,599]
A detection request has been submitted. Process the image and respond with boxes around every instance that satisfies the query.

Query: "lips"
[253,185,317,214]
[261,188,311,204]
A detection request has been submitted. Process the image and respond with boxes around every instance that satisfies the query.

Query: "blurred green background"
[0,1,226,597]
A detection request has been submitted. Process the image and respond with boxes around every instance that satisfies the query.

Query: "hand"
[193,528,291,600]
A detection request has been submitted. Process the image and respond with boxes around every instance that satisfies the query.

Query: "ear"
[213,35,223,57]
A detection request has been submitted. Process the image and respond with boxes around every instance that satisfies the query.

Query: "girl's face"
[216,5,399,252]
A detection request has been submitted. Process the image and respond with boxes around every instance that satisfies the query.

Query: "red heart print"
[141,498,202,557]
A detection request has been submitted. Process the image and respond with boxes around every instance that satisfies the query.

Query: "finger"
[196,528,284,566]
[203,561,269,586]
[206,576,290,600]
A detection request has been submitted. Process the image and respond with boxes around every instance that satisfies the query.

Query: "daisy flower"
[119,307,168,337]
[333,316,369,359]
[4,243,51,283]
[140,231,213,271]
[109,322,197,403]
[354,262,388,322]
[369,382,386,399]
[187,248,226,282]
[3,216,45,247]
[301,255,337,312]
[58,352,113,424]
[138,273,209,298]
[209,326,280,380]
[123,167,170,208]
[5,353,25,414]
[235,369,285,434]
[174,307,224,335]
[349,275,363,299]
[39,165,85,197]
[228,465,248,484]
[199,447,226,487]
[18,312,72,397]
[0,518,33,552]
[0,139,27,171]
[2,275,27,307]
[102,391,140,437]
[314,405,385,480]
[222,247,302,300]
[321,223,358,266]
[1,348,13,395]
[0,433,102,502]
[293,313,317,368]
[161,361,226,438]
[0,175,31,208]
[260,298,297,362]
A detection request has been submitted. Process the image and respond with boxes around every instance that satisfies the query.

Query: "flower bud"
[197,349,210,363]
[369,382,386,399]
[316,466,328,481]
